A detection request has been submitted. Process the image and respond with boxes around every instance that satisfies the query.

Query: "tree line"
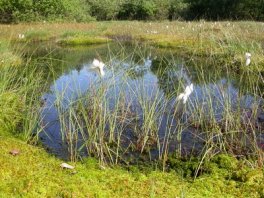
[0,0,263,23]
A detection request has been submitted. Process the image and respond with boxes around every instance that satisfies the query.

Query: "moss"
[167,157,202,177]
[167,154,250,182]
[0,137,185,197]
[245,169,263,184]
[1,137,264,197]
[0,136,263,197]
[211,154,238,170]
[58,36,110,46]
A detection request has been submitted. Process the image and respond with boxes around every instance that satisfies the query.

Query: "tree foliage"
[0,0,91,23]
[186,0,264,20]
[0,0,263,23]
[87,0,121,20]
[117,0,157,20]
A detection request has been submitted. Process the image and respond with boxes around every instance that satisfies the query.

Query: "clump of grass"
[0,91,24,134]
[24,29,51,42]
[61,30,81,38]
[131,82,166,154]
[0,41,22,67]
[0,42,47,141]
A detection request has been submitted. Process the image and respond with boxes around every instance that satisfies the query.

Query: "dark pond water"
[25,43,264,160]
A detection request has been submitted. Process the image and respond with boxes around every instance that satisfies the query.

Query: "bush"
[88,0,122,20]
[168,0,189,20]
[118,1,140,20]
[32,0,92,22]
[234,0,264,20]
[0,0,264,22]
[186,0,264,21]
[0,0,32,23]
[153,0,170,20]
[0,0,91,23]
[118,0,157,20]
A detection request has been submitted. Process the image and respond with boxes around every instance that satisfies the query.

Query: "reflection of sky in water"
[40,49,262,159]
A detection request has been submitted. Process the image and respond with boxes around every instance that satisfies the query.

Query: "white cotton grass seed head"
[245,52,251,58]
[18,34,25,39]
[176,83,194,104]
[245,52,251,66]
[91,59,105,77]
[60,163,74,169]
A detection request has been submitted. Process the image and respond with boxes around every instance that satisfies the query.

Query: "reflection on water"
[34,43,264,160]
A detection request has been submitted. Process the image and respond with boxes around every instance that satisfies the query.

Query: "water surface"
[29,43,264,160]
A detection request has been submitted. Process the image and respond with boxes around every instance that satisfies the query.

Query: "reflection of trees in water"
[181,56,263,98]
[123,54,153,79]
[20,43,116,82]
[126,68,147,79]
[149,53,263,113]
[232,70,264,98]
[184,57,227,84]
[150,57,191,98]
[18,42,263,98]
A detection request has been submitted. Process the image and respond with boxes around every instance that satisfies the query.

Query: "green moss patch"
[58,36,110,46]
[1,137,263,197]
[0,137,185,197]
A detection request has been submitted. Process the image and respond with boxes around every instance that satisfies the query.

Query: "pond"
[24,42,264,162]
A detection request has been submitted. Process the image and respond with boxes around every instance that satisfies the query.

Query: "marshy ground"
[0,21,264,197]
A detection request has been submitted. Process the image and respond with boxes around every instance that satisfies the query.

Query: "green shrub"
[0,0,32,23]
[137,0,157,20]
[1,0,264,22]
[88,0,122,20]
[153,0,170,20]
[168,0,189,20]
[117,1,139,20]
[0,0,92,23]
[33,0,92,22]
[118,0,157,20]
[186,0,264,20]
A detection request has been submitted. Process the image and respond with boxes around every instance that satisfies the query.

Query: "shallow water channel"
[27,43,264,161]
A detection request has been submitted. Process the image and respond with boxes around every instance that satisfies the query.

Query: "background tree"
[186,0,264,20]
[87,0,122,20]
[168,0,189,20]
[0,0,264,23]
